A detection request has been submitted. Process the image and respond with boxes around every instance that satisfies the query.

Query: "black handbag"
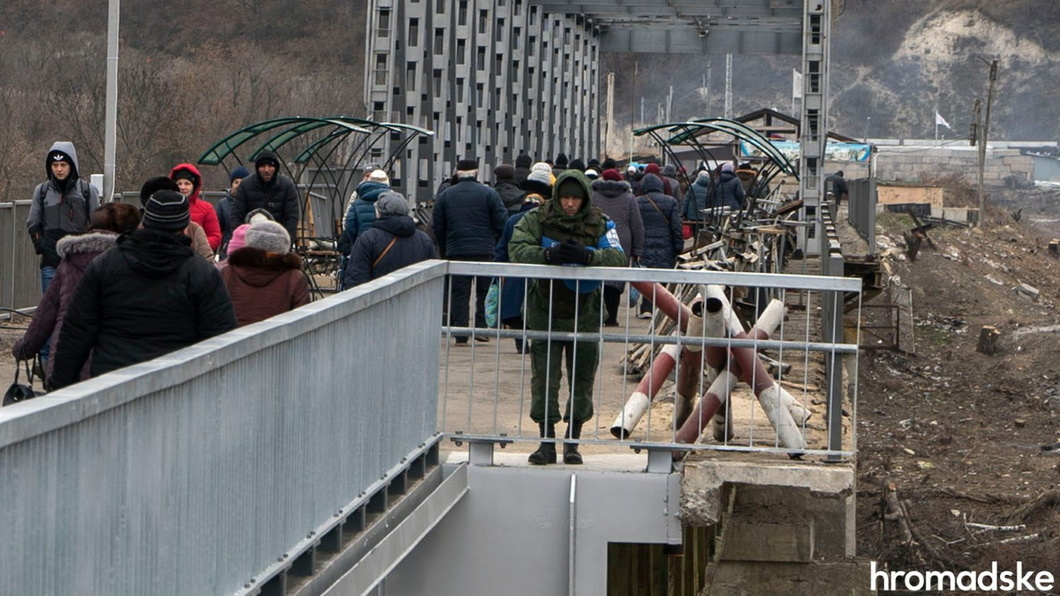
[3,357,41,406]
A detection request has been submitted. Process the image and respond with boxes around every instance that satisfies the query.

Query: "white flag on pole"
[792,69,803,100]
[935,111,952,129]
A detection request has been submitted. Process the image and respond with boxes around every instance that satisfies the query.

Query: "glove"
[557,241,592,265]
[28,226,43,255]
[544,244,564,265]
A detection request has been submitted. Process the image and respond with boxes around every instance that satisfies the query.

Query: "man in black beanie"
[228,150,300,243]
[49,189,236,389]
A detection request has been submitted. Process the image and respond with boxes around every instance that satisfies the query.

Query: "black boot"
[563,420,584,465]
[528,422,557,465]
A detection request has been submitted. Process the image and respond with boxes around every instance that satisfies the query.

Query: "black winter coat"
[345,215,437,288]
[228,155,301,240]
[50,228,237,388]
[431,179,508,258]
[710,171,746,212]
[493,180,527,215]
[636,175,684,270]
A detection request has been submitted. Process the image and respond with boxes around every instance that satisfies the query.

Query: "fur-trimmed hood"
[226,246,303,287]
[590,178,632,198]
[56,230,119,259]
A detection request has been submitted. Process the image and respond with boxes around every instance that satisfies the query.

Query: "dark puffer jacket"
[50,228,237,388]
[338,180,390,255]
[683,171,714,220]
[221,247,310,326]
[431,178,508,258]
[228,151,301,240]
[344,215,437,288]
[590,178,644,261]
[710,171,746,212]
[12,231,118,379]
[636,174,684,270]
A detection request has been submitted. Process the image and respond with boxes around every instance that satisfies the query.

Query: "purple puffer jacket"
[12,231,118,380]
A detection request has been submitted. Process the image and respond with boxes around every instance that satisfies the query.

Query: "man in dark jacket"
[432,158,509,344]
[228,151,300,242]
[27,141,100,294]
[345,191,437,288]
[825,170,849,204]
[49,190,237,388]
[635,174,684,318]
[492,163,526,215]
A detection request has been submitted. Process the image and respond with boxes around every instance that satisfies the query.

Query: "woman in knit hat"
[220,220,310,326]
[343,191,436,289]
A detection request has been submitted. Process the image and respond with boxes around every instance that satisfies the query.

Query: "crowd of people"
[15,139,816,465]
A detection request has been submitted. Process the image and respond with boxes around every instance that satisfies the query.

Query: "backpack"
[37,179,93,223]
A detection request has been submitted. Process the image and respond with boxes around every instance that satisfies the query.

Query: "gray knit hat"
[375,191,410,217]
[244,221,291,254]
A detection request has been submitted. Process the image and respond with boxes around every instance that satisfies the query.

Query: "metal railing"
[0,201,42,317]
[0,258,861,594]
[440,261,862,461]
[0,262,445,596]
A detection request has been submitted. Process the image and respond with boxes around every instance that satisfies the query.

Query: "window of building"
[477,46,486,71]
[479,10,489,35]
[378,9,390,38]
[495,18,505,42]
[409,19,419,46]
[458,1,468,26]
[433,29,444,55]
[374,53,387,86]
[456,39,466,65]
[433,69,442,96]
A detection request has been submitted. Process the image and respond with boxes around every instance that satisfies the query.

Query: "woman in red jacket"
[171,163,222,251]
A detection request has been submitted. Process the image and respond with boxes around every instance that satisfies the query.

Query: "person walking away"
[492,163,526,216]
[683,169,714,236]
[170,163,222,252]
[709,162,747,214]
[635,173,683,318]
[221,220,310,326]
[12,203,142,382]
[591,168,645,326]
[228,151,300,243]
[432,158,508,345]
[139,176,214,259]
[215,165,249,259]
[825,170,849,205]
[337,170,391,287]
[344,191,436,288]
[508,170,626,465]
[513,153,533,187]
[49,190,236,389]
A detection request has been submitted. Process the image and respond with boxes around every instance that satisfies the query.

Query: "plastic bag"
[484,279,500,328]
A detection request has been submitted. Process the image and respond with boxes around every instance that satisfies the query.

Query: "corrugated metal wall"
[0,261,445,595]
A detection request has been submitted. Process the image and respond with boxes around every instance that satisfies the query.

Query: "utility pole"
[605,72,614,158]
[977,59,998,223]
[724,53,733,118]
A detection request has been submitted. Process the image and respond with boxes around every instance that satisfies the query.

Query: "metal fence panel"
[441,262,861,460]
[0,261,445,596]
[0,201,41,315]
